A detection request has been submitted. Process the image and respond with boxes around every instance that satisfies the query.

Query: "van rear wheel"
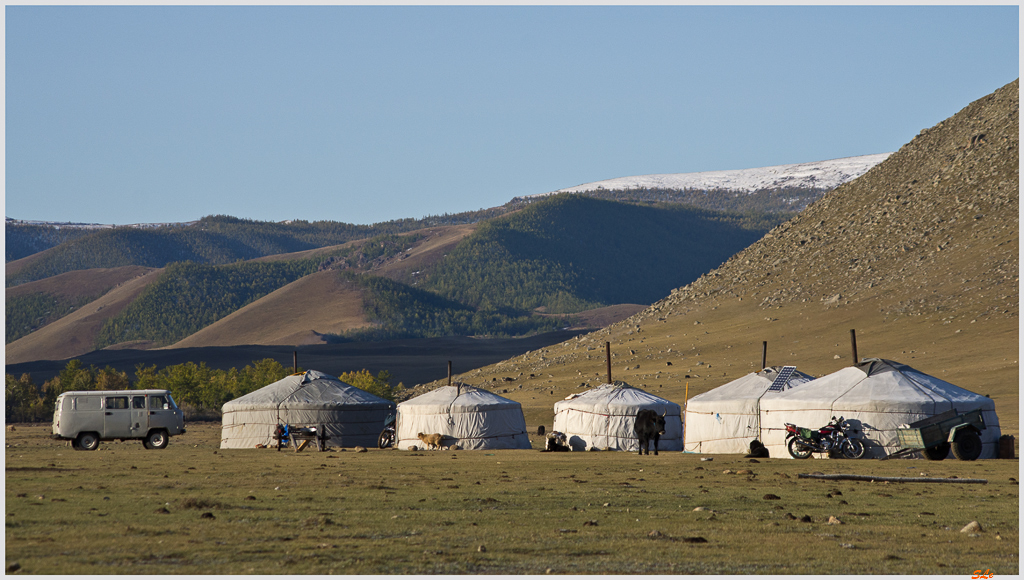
[75,432,100,451]
[143,429,169,450]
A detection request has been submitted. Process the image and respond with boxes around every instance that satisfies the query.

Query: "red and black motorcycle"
[784,416,865,459]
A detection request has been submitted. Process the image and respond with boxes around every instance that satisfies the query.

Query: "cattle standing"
[545,431,569,451]
[634,409,667,455]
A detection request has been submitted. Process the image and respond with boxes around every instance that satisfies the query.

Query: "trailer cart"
[882,407,986,461]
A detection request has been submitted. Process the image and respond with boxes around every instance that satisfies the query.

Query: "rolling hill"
[5,268,166,364]
[166,270,373,348]
[421,194,777,313]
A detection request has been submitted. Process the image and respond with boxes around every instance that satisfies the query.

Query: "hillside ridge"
[410,79,1018,437]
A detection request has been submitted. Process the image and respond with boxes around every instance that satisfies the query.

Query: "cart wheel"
[951,430,982,461]
[923,442,950,460]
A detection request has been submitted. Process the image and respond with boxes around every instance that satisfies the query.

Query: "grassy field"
[5,422,1018,575]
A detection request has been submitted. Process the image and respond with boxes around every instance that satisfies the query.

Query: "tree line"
[5,359,401,423]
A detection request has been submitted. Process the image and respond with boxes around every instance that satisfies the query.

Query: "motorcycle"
[377,413,396,449]
[785,416,865,459]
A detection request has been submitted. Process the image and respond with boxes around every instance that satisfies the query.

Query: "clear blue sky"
[5,5,1019,226]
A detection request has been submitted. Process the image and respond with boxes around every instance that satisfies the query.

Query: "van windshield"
[166,394,179,410]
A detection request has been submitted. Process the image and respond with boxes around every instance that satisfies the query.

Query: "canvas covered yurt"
[220,370,395,449]
[758,358,1001,459]
[683,365,815,454]
[396,385,531,450]
[553,382,682,452]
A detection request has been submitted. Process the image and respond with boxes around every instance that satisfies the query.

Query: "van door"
[130,395,149,437]
[103,396,133,438]
[148,393,179,433]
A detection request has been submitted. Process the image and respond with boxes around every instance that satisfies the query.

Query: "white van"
[51,390,187,451]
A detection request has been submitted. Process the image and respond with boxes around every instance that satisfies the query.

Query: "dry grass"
[5,422,1018,574]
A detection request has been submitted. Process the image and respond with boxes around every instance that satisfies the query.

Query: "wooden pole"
[683,381,689,449]
[850,329,859,363]
[293,351,297,374]
[798,473,987,484]
[448,360,452,386]
[606,342,612,384]
[761,341,768,369]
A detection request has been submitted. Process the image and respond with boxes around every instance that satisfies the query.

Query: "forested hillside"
[6,208,516,286]
[329,273,562,342]
[4,223,96,262]
[9,192,787,354]
[7,292,97,344]
[94,260,323,348]
[423,194,780,313]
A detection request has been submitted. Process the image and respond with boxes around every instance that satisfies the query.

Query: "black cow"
[634,409,667,455]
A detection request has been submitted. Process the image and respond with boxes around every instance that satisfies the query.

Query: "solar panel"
[767,365,797,392]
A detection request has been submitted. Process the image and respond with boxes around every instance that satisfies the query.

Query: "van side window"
[77,397,101,411]
[105,396,129,410]
[150,395,168,410]
[132,396,146,409]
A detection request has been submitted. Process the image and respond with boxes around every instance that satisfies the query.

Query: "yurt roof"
[688,366,815,403]
[223,369,393,412]
[555,382,681,413]
[397,385,522,414]
[762,358,995,413]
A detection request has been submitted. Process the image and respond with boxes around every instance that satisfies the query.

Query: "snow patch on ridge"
[534,153,892,198]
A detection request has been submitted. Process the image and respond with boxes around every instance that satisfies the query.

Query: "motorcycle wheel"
[787,437,814,459]
[840,438,865,459]
[378,429,394,449]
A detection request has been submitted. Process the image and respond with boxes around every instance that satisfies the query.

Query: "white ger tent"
[758,358,1001,459]
[553,382,682,452]
[683,366,815,454]
[220,370,394,449]
[396,385,531,450]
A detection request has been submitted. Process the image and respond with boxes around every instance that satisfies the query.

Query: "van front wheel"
[75,432,100,451]
[143,429,169,450]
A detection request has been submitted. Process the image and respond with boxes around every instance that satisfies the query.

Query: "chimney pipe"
[761,341,768,370]
[293,351,297,374]
[606,342,612,384]
[850,329,859,363]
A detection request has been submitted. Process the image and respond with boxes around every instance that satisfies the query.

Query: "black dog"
[745,439,770,458]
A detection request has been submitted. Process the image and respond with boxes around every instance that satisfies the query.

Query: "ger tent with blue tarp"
[220,369,394,449]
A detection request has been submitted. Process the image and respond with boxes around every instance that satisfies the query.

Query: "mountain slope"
[166,270,373,348]
[5,268,166,364]
[423,195,778,313]
[5,266,156,343]
[418,79,1019,436]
